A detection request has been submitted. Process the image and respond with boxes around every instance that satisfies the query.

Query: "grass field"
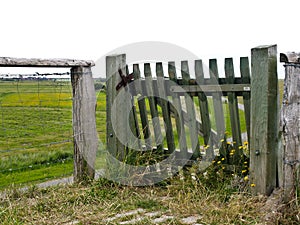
[0,80,107,189]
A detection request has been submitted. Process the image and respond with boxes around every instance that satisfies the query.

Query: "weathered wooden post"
[279,52,300,203]
[106,54,128,160]
[250,45,279,195]
[71,66,98,182]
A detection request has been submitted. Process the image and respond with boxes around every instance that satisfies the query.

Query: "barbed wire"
[0,71,100,77]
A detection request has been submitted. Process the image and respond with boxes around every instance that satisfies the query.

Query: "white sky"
[0,0,299,78]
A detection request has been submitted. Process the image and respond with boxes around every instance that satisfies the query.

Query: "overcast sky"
[1,0,299,78]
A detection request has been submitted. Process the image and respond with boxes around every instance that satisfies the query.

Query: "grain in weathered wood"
[181,61,200,158]
[106,54,128,160]
[225,58,242,157]
[281,63,300,203]
[156,63,175,154]
[168,62,188,158]
[209,59,225,144]
[71,66,98,182]
[195,60,214,160]
[144,63,163,150]
[133,64,152,150]
[240,57,251,143]
[0,57,95,67]
[250,45,279,196]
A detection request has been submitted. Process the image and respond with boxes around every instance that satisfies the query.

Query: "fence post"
[280,52,300,203]
[250,45,279,195]
[106,54,128,161]
[71,66,98,182]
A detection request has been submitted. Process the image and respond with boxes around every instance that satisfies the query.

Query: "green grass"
[0,80,107,190]
[0,161,73,188]
[1,173,295,224]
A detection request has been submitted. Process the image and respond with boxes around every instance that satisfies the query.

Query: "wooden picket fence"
[106,56,250,162]
[106,45,280,195]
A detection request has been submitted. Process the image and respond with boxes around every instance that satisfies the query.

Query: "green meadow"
[0,80,107,189]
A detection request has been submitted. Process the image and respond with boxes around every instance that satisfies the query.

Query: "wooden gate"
[106,56,251,163]
[106,45,279,195]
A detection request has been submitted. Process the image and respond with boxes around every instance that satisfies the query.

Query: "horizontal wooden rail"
[170,84,251,93]
[0,57,95,67]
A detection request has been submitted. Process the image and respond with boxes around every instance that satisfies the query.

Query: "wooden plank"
[156,63,175,154]
[71,66,98,182]
[281,62,300,203]
[181,61,200,159]
[168,62,188,159]
[127,65,141,150]
[195,60,214,160]
[209,59,225,143]
[240,57,251,143]
[144,63,163,150]
[170,84,251,93]
[250,45,279,196]
[133,64,152,150]
[106,54,128,160]
[225,58,242,158]
[0,57,95,67]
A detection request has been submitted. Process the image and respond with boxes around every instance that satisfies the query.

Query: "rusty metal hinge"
[116,69,134,91]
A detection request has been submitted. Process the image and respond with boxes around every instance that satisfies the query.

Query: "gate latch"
[116,69,134,91]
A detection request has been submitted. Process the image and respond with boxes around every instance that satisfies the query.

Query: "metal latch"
[116,69,134,91]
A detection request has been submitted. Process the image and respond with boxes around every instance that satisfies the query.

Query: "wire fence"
[0,73,106,189]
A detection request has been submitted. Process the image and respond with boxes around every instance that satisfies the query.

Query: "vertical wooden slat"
[71,66,98,182]
[106,54,127,160]
[169,62,188,159]
[209,59,225,143]
[225,58,242,158]
[127,65,141,150]
[240,57,251,143]
[181,61,200,159]
[133,64,152,150]
[156,63,175,153]
[250,45,279,196]
[195,60,214,160]
[144,63,163,150]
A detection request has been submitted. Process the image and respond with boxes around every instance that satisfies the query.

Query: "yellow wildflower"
[244,176,249,181]
[204,145,210,149]
[221,158,225,161]
[250,183,256,187]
